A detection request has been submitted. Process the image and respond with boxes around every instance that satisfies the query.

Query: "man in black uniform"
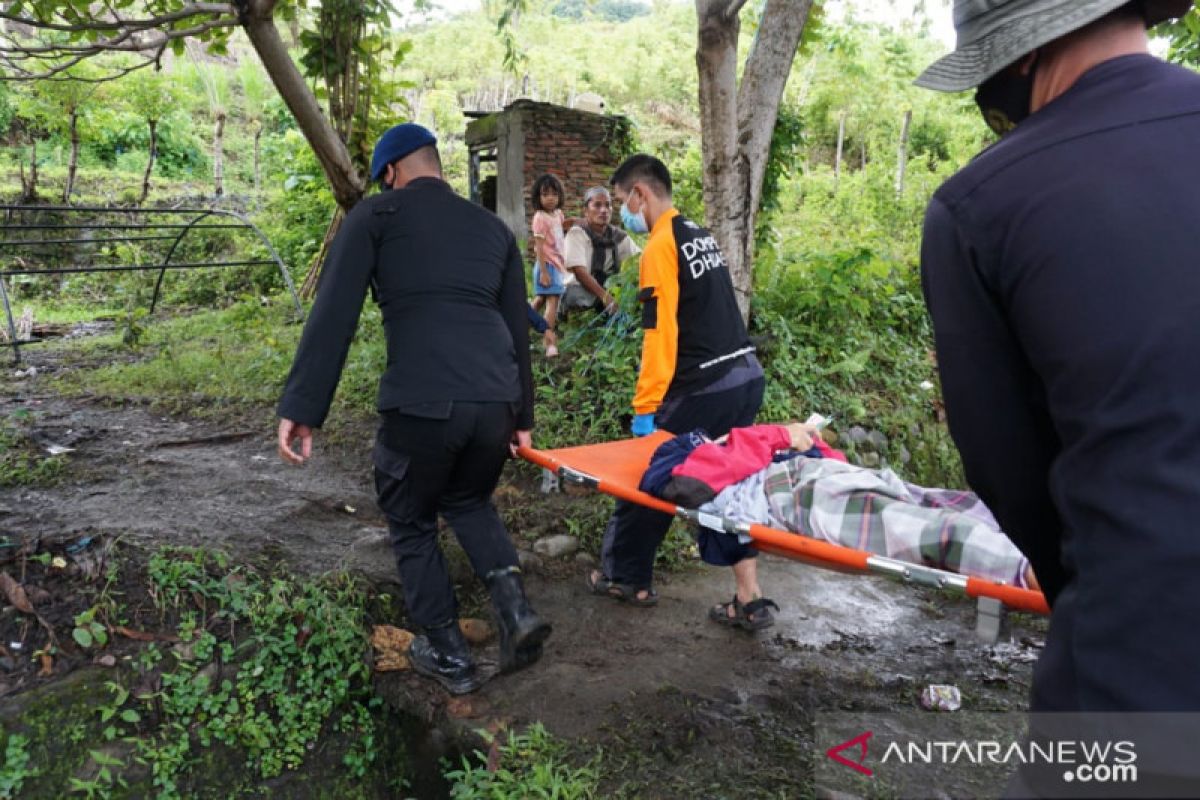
[277,123,550,695]
[919,2,1200,783]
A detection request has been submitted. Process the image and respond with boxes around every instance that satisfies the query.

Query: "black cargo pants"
[373,401,520,629]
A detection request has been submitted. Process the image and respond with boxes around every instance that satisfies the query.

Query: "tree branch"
[0,18,239,81]
[0,17,237,57]
[239,0,364,209]
[736,0,812,180]
[723,0,750,20]
[0,4,234,33]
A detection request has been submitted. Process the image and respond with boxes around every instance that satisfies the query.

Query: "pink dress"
[531,210,567,296]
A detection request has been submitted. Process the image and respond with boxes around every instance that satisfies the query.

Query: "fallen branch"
[151,431,257,448]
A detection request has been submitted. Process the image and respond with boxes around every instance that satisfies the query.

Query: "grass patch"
[131,547,381,796]
[49,297,315,411]
[3,301,123,325]
[445,723,600,799]
[0,409,65,487]
[5,541,397,799]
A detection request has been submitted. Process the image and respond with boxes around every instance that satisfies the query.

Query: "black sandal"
[586,571,658,607]
[708,596,779,631]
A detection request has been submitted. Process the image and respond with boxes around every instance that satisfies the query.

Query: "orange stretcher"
[518,432,1050,616]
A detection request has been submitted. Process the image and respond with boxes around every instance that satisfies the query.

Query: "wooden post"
[895,108,912,197]
[834,110,846,191]
[212,112,226,198]
[468,148,481,205]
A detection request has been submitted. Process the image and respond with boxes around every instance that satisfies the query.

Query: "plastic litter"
[66,536,94,555]
[921,684,962,712]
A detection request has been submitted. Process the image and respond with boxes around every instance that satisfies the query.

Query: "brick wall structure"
[465,99,631,247]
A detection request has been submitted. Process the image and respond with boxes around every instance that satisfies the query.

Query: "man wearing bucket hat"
[276,123,551,695]
[919,0,1200,723]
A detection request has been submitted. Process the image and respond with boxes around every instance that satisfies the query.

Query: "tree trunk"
[695,0,743,308]
[895,109,912,197]
[63,111,80,203]
[253,122,263,195]
[213,111,226,198]
[139,118,158,205]
[20,139,38,203]
[834,111,846,190]
[695,0,814,321]
[241,0,364,211]
[300,209,345,299]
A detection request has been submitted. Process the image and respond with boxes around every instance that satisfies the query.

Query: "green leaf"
[73,627,93,648]
[120,709,140,724]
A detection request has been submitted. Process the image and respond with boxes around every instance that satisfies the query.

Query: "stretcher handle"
[966,577,1050,615]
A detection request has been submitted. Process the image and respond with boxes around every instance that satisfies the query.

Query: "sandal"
[708,596,779,631]
[586,571,658,607]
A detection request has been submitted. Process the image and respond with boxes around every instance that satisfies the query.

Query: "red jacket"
[667,424,847,500]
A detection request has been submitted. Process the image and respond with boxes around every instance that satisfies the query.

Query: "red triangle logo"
[826,731,874,776]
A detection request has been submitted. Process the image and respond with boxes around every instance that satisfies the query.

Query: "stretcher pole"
[516,444,1050,616]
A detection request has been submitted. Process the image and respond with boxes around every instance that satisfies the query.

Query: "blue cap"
[370,123,438,181]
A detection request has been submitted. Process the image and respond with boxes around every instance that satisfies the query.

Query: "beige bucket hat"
[916,0,1194,92]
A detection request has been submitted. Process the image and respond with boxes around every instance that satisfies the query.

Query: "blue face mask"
[620,190,649,234]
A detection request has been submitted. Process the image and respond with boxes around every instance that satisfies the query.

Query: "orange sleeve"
[632,232,679,415]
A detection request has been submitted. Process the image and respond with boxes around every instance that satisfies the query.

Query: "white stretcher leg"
[540,468,560,494]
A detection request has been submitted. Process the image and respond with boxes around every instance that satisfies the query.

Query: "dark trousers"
[373,401,520,629]
[600,373,765,588]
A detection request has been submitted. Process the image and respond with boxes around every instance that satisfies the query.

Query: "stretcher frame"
[518,433,1050,621]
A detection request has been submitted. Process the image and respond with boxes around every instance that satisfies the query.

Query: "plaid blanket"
[705,457,1030,588]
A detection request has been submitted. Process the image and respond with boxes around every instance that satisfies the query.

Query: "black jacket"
[278,177,534,430]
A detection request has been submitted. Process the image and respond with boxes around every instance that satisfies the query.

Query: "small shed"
[464,99,632,239]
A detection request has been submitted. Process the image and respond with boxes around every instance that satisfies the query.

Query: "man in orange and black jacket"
[587,154,776,632]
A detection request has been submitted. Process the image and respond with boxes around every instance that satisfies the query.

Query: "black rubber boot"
[407,620,483,695]
[486,567,552,674]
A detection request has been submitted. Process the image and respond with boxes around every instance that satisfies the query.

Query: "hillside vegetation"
[1,2,1038,486]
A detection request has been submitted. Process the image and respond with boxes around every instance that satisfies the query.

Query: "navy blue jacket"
[922,55,1200,712]
[278,177,534,430]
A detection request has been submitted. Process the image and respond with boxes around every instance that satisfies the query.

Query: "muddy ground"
[1,343,1047,798]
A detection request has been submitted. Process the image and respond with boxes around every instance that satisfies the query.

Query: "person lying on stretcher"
[639,422,1040,592]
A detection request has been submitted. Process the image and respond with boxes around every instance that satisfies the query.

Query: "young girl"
[529,174,568,357]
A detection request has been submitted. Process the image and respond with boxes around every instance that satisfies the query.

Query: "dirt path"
[2,364,1045,797]
[1,385,380,571]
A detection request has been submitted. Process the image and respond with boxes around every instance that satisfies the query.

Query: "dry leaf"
[459,618,493,645]
[447,695,490,720]
[371,625,415,673]
[0,572,34,614]
[485,735,502,772]
[38,652,53,676]
[114,625,178,643]
[371,624,414,650]
[375,652,410,672]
